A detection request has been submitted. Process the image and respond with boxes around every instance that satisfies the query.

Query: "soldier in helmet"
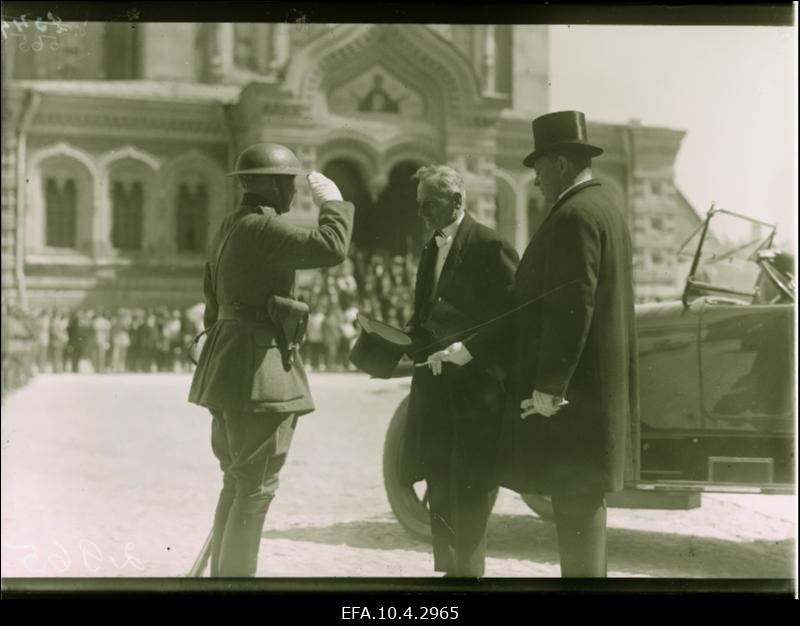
[189,143,354,577]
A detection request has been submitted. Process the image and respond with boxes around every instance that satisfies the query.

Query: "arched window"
[105,155,157,254]
[176,181,208,253]
[111,180,144,250]
[161,152,227,257]
[45,177,77,248]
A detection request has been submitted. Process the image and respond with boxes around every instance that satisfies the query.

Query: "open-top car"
[382,205,795,539]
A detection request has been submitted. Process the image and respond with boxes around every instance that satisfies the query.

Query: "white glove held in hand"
[307,171,343,204]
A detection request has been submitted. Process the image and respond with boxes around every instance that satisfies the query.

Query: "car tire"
[383,396,502,541]
[382,397,432,542]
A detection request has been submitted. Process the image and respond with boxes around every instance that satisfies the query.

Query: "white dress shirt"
[431,211,465,299]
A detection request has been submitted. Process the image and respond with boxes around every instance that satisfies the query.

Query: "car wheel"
[520,493,554,520]
[382,397,432,541]
[383,396,501,541]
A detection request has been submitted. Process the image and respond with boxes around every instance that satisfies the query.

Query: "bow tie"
[434,231,452,248]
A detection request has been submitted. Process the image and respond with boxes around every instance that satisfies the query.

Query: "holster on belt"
[267,295,309,372]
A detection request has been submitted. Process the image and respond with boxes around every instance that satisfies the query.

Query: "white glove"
[426,341,473,376]
[307,171,343,204]
[520,390,568,419]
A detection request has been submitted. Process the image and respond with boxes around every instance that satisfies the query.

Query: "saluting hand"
[426,341,472,376]
[520,390,567,419]
[308,171,343,205]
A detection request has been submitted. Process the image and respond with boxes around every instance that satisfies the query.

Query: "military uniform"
[189,147,354,577]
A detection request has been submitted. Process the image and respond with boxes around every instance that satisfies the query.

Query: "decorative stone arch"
[26,142,99,255]
[284,24,484,125]
[382,140,444,177]
[316,134,380,190]
[159,150,228,255]
[97,145,162,173]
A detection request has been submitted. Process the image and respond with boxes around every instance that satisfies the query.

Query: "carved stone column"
[209,23,234,82]
[370,172,389,205]
[482,25,497,95]
[269,23,290,72]
[92,177,113,258]
[2,81,22,302]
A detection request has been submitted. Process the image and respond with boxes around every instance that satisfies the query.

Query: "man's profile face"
[533,153,563,206]
[416,180,460,232]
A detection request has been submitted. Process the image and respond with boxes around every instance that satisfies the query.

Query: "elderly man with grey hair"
[401,164,518,577]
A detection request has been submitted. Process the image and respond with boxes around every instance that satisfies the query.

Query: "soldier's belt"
[217,299,309,372]
[218,303,271,324]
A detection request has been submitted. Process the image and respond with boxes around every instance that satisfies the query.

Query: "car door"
[697,300,794,487]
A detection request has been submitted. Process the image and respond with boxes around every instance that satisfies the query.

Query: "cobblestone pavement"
[1,373,795,580]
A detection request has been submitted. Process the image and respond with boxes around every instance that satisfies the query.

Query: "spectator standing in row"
[110,312,131,373]
[322,300,344,372]
[49,310,69,373]
[305,304,326,370]
[91,311,112,373]
[162,310,183,373]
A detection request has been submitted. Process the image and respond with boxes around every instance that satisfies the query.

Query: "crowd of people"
[296,246,418,371]
[1,246,419,395]
[1,303,204,385]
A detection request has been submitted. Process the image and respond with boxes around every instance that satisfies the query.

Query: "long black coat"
[466,180,640,495]
[403,213,519,488]
[189,192,354,416]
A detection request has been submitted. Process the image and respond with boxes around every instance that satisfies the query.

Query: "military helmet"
[227,143,305,177]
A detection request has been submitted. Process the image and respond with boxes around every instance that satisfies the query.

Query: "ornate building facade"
[2,22,700,308]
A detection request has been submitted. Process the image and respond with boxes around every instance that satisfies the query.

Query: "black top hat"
[349,314,413,379]
[522,110,604,168]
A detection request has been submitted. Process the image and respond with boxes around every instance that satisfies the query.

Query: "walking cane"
[187,528,213,577]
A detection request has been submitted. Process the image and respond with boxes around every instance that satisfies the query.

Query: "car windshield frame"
[679,205,777,305]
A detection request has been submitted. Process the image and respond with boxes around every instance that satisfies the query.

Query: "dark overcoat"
[403,213,519,488]
[188,192,354,416]
[466,180,640,495]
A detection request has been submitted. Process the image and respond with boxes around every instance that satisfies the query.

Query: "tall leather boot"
[217,494,274,577]
[209,477,235,577]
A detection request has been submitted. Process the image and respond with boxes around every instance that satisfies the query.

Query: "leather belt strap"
[217,303,271,324]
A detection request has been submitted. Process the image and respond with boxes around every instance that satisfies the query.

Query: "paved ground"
[1,373,796,579]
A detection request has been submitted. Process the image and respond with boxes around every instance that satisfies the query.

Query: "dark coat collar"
[418,212,475,307]
[422,211,473,255]
[240,192,278,216]
[439,211,474,280]
[543,179,602,224]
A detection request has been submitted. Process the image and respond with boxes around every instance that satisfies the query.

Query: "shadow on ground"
[265,514,794,578]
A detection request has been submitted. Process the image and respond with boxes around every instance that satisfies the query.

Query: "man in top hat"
[429,111,640,577]
[404,165,518,577]
[188,143,354,576]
